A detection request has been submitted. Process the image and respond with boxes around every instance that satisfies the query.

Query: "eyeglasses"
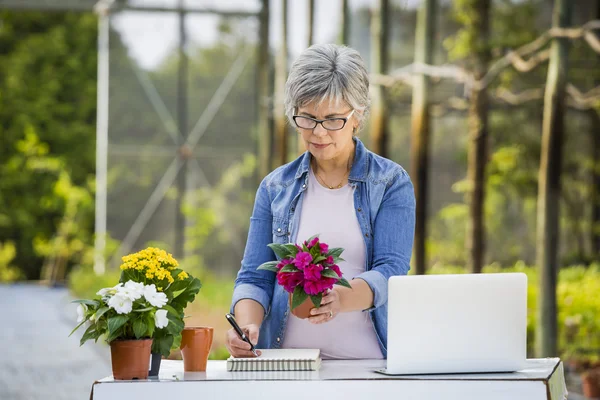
[292,109,355,131]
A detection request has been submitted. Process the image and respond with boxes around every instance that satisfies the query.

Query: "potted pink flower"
[258,235,351,318]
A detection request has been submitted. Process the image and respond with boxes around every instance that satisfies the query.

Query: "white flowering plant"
[69,280,180,346]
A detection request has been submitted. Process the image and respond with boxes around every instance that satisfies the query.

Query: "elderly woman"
[226,44,415,359]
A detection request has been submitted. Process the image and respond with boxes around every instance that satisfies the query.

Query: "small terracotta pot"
[110,338,152,380]
[582,368,600,399]
[289,293,314,319]
[180,327,214,372]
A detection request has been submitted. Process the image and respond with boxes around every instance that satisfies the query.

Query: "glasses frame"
[292,109,355,131]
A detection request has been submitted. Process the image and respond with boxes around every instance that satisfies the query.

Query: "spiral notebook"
[226,349,321,372]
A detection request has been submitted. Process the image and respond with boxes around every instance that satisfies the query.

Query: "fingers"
[308,304,333,324]
[225,328,262,358]
[246,325,259,345]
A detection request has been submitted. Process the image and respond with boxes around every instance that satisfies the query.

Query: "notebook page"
[229,349,320,361]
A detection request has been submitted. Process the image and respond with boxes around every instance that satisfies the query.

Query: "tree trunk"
[591,0,600,258]
[535,0,571,358]
[175,4,188,260]
[410,0,437,276]
[370,0,389,157]
[465,0,491,274]
[273,0,288,168]
[340,0,350,45]
[592,109,600,258]
[257,0,271,181]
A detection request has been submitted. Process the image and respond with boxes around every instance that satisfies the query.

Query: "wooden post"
[465,0,491,274]
[370,0,389,157]
[535,0,571,358]
[410,0,437,276]
[257,0,271,180]
[273,0,289,168]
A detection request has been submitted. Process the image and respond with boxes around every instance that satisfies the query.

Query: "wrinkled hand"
[225,323,262,358]
[308,289,342,324]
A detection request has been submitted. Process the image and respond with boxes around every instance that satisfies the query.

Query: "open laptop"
[382,273,527,375]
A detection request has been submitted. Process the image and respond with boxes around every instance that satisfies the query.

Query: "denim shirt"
[230,138,416,358]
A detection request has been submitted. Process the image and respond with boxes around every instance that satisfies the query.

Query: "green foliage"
[427,263,600,360]
[0,11,98,280]
[0,242,22,282]
[70,283,167,345]
[118,247,202,357]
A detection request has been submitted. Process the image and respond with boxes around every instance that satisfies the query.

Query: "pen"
[225,313,259,357]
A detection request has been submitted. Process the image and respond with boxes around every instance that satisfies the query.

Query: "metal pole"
[175,1,188,260]
[94,10,110,275]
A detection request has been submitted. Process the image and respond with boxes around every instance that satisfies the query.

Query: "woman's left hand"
[308,288,342,324]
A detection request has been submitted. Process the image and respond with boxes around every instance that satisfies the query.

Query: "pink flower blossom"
[307,237,320,249]
[304,264,323,281]
[277,271,304,293]
[319,243,329,254]
[329,264,342,278]
[294,252,312,270]
[325,256,334,265]
[277,258,293,271]
[303,277,336,295]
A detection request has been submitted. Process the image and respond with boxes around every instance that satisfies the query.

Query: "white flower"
[107,294,133,314]
[96,282,123,297]
[117,280,144,301]
[155,309,169,329]
[143,284,168,308]
[76,304,87,323]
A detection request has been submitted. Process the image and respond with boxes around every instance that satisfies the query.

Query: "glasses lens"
[295,117,317,129]
[322,119,345,130]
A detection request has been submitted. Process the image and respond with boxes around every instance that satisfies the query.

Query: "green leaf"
[71,299,100,307]
[267,243,291,260]
[79,324,97,346]
[282,244,300,257]
[107,314,129,336]
[321,269,341,279]
[94,307,110,322]
[310,294,322,308]
[257,261,279,272]
[291,286,308,310]
[280,264,299,273]
[133,318,148,339]
[153,334,174,358]
[327,247,344,258]
[162,304,182,318]
[336,277,352,289]
[312,255,326,264]
[69,319,88,337]
[309,245,321,258]
[333,257,345,263]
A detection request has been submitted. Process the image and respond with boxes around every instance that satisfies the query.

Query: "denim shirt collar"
[294,137,369,182]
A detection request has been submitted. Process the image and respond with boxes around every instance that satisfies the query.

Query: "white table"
[90,358,568,400]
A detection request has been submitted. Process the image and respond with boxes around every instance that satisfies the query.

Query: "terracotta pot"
[180,327,214,372]
[289,293,315,319]
[582,368,600,399]
[110,338,152,380]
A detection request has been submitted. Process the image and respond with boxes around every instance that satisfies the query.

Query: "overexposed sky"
[112,0,415,70]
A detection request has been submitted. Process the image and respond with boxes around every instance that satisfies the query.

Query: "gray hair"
[284,44,370,132]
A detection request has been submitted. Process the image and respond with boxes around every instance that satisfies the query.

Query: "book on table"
[226,349,321,372]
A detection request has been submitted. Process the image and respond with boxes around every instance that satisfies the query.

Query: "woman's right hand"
[225,323,262,358]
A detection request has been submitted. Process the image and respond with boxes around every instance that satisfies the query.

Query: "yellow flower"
[178,271,189,280]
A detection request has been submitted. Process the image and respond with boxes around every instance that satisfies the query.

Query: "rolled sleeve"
[230,283,272,317]
[354,269,389,309]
